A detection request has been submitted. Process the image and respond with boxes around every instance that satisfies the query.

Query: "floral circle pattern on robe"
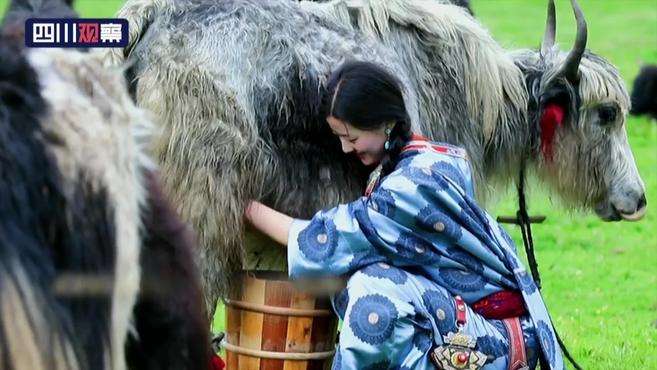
[537,321,556,363]
[440,248,487,291]
[395,232,441,264]
[439,267,487,292]
[517,270,537,295]
[297,217,337,262]
[476,335,507,363]
[362,262,408,285]
[430,160,467,191]
[421,289,456,333]
[348,294,398,345]
[416,205,462,240]
[349,250,384,271]
[370,188,396,218]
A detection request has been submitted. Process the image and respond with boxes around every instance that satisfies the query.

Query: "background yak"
[108,0,647,318]
[0,0,210,368]
[630,64,657,120]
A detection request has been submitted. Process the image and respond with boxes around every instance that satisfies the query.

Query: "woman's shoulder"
[385,137,474,194]
[398,137,469,169]
[402,134,467,156]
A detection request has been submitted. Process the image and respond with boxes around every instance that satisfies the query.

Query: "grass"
[2,0,655,368]
[473,2,657,369]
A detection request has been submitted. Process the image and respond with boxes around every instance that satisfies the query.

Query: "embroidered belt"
[503,317,529,370]
[472,290,526,320]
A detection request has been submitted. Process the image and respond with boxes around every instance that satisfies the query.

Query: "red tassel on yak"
[539,103,565,161]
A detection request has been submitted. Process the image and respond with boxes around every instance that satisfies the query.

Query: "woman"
[245,61,563,370]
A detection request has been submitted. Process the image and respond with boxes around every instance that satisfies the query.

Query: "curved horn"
[558,0,588,81]
[541,0,556,56]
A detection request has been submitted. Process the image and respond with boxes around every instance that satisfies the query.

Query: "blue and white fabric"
[288,142,563,369]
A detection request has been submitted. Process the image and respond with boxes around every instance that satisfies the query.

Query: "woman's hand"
[243,201,259,223]
[244,201,294,247]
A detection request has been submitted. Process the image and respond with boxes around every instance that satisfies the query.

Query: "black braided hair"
[380,118,412,176]
[325,60,412,177]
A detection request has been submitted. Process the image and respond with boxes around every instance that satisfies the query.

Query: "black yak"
[630,64,657,120]
[0,0,211,368]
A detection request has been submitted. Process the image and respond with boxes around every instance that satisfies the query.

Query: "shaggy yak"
[108,0,647,318]
[630,64,657,120]
[0,1,210,368]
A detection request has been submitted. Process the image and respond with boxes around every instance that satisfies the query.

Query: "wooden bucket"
[223,271,338,370]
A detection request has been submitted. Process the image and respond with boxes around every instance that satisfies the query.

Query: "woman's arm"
[244,201,294,246]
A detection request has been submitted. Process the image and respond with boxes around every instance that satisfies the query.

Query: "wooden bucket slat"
[225,304,242,369]
[307,302,338,370]
[283,292,315,370]
[225,272,337,370]
[260,279,291,370]
[239,275,266,370]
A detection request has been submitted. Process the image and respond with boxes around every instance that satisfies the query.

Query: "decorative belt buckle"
[430,328,487,369]
[430,296,487,370]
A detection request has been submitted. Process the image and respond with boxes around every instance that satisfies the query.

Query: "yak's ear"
[536,80,577,161]
[539,80,578,124]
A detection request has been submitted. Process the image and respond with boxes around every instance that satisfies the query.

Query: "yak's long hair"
[0,42,90,370]
[1,0,211,366]
[108,0,643,315]
[0,44,149,369]
[127,170,210,370]
[1,43,211,370]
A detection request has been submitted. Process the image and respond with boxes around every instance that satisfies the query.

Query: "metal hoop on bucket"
[220,339,335,361]
[223,299,333,317]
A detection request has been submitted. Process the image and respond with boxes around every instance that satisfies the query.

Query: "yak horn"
[541,0,556,56]
[558,0,588,82]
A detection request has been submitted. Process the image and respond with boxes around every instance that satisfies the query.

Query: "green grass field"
[2,0,655,368]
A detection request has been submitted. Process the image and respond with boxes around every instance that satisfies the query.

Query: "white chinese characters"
[100,23,123,43]
[32,23,56,43]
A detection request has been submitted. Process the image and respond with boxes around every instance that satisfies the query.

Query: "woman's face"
[327,116,387,166]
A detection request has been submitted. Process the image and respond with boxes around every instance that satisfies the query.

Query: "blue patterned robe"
[288,141,564,369]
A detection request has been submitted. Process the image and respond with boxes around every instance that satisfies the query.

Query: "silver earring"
[384,127,392,150]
